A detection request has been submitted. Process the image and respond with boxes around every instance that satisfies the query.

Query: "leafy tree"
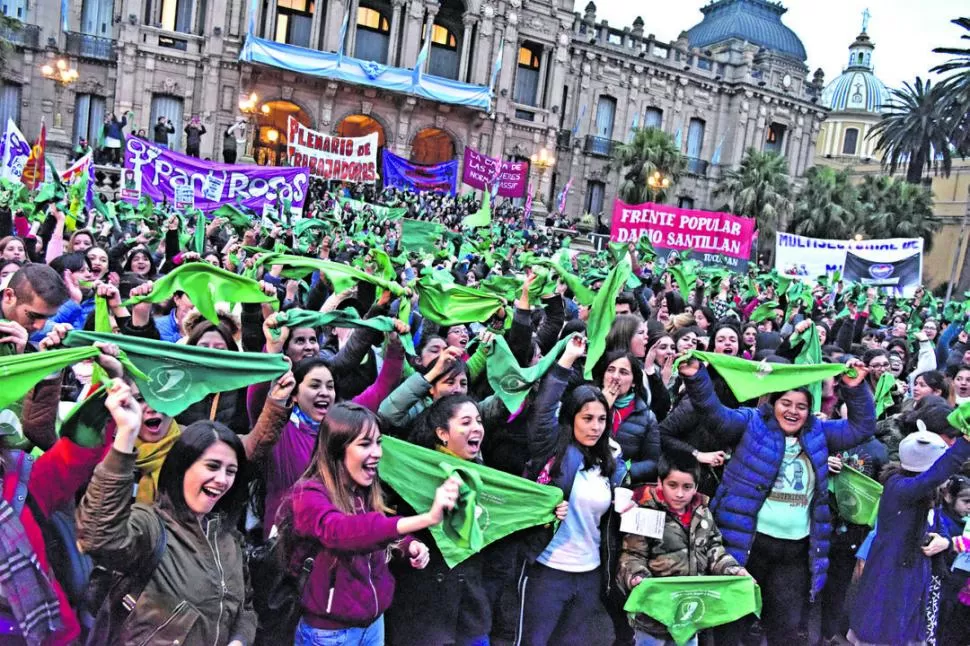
[0,16,21,74]
[790,166,861,240]
[857,175,939,251]
[713,148,792,262]
[932,17,970,156]
[613,127,685,204]
[868,78,954,184]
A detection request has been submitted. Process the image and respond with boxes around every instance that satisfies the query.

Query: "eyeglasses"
[869,362,890,369]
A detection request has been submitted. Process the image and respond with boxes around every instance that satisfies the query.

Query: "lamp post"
[530,147,555,215]
[238,92,260,162]
[646,170,671,203]
[41,58,79,130]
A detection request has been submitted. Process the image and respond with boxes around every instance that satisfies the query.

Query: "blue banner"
[382,151,458,196]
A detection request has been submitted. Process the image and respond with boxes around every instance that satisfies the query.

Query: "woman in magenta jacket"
[278,402,459,645]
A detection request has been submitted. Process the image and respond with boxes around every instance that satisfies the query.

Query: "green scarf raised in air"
[0,346,102,409]
[250,252,405,297]
[872,372,896,418]
[124,262,276,325]
[63,331,289,417]
[415,277,506,326]
[828,464,882,526]
[401,218,447,253]
[275,309,415,355]
[675,350,854,404]
[585,256,632,379]
[624,576,762,646]
[483,333,578,416]
[379,436,563,568]
[789,323,823,414]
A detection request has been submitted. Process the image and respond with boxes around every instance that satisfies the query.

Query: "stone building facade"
[1,0,827,217]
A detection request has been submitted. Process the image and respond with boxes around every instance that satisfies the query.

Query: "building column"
[534,45,551,108]
[308,0,325,49]
[422,2,439,73]
[398,0,426,68]
[457,12,476,83]
[264,0,278,41]
[387,0,406,66]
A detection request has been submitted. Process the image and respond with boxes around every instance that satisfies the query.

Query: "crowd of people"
[0,176,968,646]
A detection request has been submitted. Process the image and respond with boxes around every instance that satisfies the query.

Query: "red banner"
[611,200,756,268]
[21,123,45,190]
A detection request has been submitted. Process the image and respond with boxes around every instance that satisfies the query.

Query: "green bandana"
[483,333,578,415]
[275,309,415,355]
[535,260,595,306]
[415,277,506,326]
[340,196,407,220]
[790,324,823,414]
[124,263,276,325]
[462,192,491,229]
[828,465,882,526]
[251,253,405,297]
[946,400,970,438]
[0,346,102,409]
[401,218,447,253]
[675,350,854,403]
[63,331,289,417]
[873,372,896,418]
[59,385,109,449]
[624,576,762,646]
[749,301,780,324]
[585,257,633,379]
[378,436,563,568]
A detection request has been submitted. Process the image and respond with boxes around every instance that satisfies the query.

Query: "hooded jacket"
[683,365,876,599]
[76,448,257,646]
[611,396,660,484]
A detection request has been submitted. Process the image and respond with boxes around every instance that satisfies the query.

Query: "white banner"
[0,119,30,183]
[286,116,378,183]
[775,232,923,294]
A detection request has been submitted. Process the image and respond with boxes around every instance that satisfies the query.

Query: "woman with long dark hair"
[77,380,257,646]
[277,402,457,645]
[518,335,627,645]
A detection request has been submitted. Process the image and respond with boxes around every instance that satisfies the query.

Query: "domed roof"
[821,31,890,113]
[686,0,807,62]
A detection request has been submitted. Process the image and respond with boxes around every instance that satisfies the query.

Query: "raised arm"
[820,360,876,453]
[679,361,750,445]
[886,436,970,505]
[527,336,585,469]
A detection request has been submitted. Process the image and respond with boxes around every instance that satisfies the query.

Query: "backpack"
[83,510,167,645]
[246,536,314,646]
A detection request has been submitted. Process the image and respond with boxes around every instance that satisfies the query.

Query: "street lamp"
[853,233,863,242]
[530,147,556,214]
[41,58,79,129]
[647,170,671,202]
[238,93,261,161]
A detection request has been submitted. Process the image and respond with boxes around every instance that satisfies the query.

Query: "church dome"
[686,0,807,62]
[821,30,889,113]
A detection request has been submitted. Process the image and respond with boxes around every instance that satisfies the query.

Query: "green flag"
[251,253,405,297]
[401,218,446,253]
[674,350,853,403]
[462,191,491,229]
[378,436,563,568]
[339,197,407,221]
[193,210,207,254]
[873,372,896,418]
[416,277,506,326]
[947,400,970,438]
[0,346,101,409]
[749,301,780,324]
[275,309,415,355]
[212,204,253,231]
[666,262,698,303]
[585,257,632,380]
[124,263,276,325]
[624,576,762,646]
[484,333,577,415]
[828,465,882,526]
[790,324,823,414]
[63,331,289,417]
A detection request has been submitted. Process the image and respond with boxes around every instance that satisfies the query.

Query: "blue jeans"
[294,615,384,646]
[634,630,697,646]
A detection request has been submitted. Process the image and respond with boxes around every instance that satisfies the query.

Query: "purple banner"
[382,150,457,195]
[461,147,528,198]
[124,137,310,212]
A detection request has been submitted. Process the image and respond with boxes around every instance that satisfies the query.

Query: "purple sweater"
[263,344,404,535]
[286,479,405,629]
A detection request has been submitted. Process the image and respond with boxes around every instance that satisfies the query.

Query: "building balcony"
[65,32,116,61]
[0,22,40,48]
[584,135,618,158]
[686,156,709,177]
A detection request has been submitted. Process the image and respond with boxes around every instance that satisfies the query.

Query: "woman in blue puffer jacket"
[677,355,876,645]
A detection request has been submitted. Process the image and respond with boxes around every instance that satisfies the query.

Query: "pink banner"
[611,200,756,267]
[461,147,528,198]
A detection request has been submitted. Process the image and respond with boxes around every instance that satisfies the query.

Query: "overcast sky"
[594,0,963,91]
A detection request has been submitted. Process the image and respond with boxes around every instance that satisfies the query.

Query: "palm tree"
[790,166,861,240]
[867,78,954,184]
[613,127,686,204]
[857,175,939,251]
[713,148,792,263]
[932,17,970,155]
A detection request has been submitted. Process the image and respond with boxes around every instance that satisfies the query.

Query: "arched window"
[513,42,542,106]
[254,100,312,167]
[843,127,859,155]
[356,5,390,63]
[411,127,455,165]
